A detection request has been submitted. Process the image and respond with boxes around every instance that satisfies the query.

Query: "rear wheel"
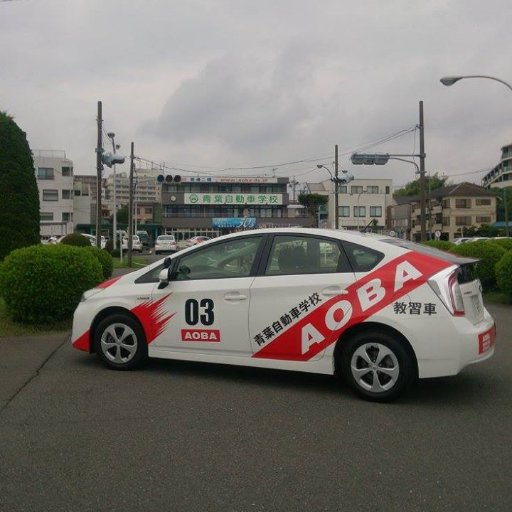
[340,330,414,401]
[94,314,147,370]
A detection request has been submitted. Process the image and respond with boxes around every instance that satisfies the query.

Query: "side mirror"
[163,256,172,268]
[158,268,170,289]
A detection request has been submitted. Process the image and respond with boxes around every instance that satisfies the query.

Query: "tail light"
[429,268,465,317]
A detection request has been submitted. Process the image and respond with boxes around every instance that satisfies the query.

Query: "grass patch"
[0,296,72,337]
[113,256,146,269]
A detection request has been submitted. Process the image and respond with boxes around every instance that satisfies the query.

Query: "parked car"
[136,230,151,248]
[74,233,106,249]
[71,228,495,401]
[154,235,178,254]
[122,235,143,252]
[185,235,211,247]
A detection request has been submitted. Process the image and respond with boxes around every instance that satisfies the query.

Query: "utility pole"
[334,144,339,229]
[419,101,427,242]
[95,101,103,248]
[128,142,134,267]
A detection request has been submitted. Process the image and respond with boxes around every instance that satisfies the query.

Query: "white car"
[122,235,143,252]
[74,233,106,249]
[154,235,178,254]
[71,228,495,401]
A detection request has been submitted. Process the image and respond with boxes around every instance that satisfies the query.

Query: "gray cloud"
[1,0,511,186]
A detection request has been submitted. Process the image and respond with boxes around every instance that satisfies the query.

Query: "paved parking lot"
[0,304,511,512]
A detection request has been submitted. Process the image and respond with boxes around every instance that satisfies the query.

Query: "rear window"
[158,236,175,241]
[341,241,384,272]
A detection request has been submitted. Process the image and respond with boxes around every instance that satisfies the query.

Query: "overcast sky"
[1,0,511,188]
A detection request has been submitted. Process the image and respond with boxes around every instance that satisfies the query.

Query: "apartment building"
[482,142,512,189]
[33,150,74,238]
[408,182,496,241]
[308,178,393,232]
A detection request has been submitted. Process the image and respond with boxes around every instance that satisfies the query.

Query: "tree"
[0,112,40,260]
[395,173,448,197]
[114,205,129,224]
[298,193,328,227]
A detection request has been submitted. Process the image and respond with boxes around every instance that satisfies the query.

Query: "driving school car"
[71,228,495,401]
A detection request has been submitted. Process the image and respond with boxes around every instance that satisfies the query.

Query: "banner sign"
[182,176,279,184]
[184,193,282,205]
[212,217,257,229]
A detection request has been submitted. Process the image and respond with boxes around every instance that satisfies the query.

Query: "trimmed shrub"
[105,238,114,254]
[111,248,120,258]
[85,246,113,280]
[0,244,103,323]
[60,232,92,247]
[451,241,506,289]
[421,240,455,252]
[489,238,512,252]
[495,251,512,300]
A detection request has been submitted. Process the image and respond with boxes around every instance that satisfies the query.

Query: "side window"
[341,241,384,272]
[135,263,165,284]
[265,235,350,276]
[175,236,262,280]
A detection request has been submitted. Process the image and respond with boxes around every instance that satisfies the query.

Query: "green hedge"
[421,240,456,251]
[495,251,512,300]
[451,241,506,289]
[0,244,103,323]
[60,232,91,247]
[85,246,113,280]
[488,238,512,252]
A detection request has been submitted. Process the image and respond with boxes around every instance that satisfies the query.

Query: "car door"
[150,235,265,358]
[249,234,358,362]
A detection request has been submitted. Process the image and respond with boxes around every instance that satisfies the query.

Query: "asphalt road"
[0,304,511,512]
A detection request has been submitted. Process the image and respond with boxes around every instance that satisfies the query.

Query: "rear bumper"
[416,309,496,378]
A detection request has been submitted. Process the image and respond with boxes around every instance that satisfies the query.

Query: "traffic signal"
[157,174,182,183]
[101,152,125,168]
[351,153,389,165]
[332,172,354,184]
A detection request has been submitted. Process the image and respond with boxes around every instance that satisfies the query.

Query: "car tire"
[94,314,148,370]
[340,330,414,401]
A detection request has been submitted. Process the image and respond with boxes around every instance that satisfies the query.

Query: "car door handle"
[224,292,248,302]
[322,287,349,297]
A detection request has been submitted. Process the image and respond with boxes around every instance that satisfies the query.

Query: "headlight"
[80,288,102,302]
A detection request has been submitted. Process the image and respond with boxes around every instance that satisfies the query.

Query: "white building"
[33,150,74,238]
[308,178,393,231]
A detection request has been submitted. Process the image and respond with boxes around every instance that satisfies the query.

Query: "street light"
[441,74,512,237]
[440,75,512,92]
[317,164,354,229]
[107,132,120,250]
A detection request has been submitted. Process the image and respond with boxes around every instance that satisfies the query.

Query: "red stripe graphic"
[132,294,175,344]
[253,252,452,361]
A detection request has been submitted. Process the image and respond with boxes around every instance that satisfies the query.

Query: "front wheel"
[94,314,148,370]
[340,330,415,401]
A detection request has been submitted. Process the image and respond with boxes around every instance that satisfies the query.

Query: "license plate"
[478,325,496,354]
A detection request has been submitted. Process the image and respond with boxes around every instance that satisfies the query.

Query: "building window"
[455,199,471,208]
[40,212,54,221]
[385,186,390,194]
[442,217,450,226]
[442,199,450,208]
[145,207,152,214]
[37,168,54,180]
[367,186,379,194]
[354,206,366,217]
[62,212,73,222]
[455,216,472,226]
[338,186,347,194]
[351,186,363,194]
[62,189,73,199]
[476,198,491,206]
[338,206,350,217]
[370,206,382,217]
[476,216,491,223]
[62,166,73,177]
[43,189,59,201]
